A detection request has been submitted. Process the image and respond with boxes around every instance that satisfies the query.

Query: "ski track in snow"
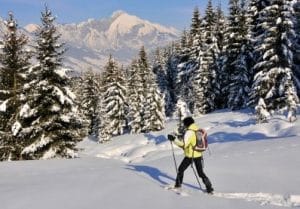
[162,184,300,208]
[162,185,190,196]
[212,192,300,208]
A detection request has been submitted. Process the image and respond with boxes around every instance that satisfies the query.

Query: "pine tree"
[248,0,271,64]
[164,45,180,116]
[176,8,202,113]
[138,46,165,132]
[215,4,226,54]
[81,69,101,138]
[152,48,173,118]
[248,0,271,107]
[0,12,31,161]
[250,0,299,122]
[70,76,89,138]
[221,0,243,108]
[214,4,227,109]
[127,59,144,134]
[292,0,300,96]
[227,0,254,110]
[153,48,166,93]
[190,7,201,37]
[193,0,218,115]
[99,56,127,142]
[175,99,191,136]
[17,6,82,160]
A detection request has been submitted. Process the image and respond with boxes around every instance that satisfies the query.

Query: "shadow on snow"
[142,129,295,145]
[143,133,166,145]
[126,165,200,190]
[208,132,296,144]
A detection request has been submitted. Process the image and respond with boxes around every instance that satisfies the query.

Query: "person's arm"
[174,130,193,148]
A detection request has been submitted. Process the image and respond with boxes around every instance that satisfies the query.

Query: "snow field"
[1,109,300,209]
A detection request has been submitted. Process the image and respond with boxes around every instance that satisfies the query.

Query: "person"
[168,116,214,194]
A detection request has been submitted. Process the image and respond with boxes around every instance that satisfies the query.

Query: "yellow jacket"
[174,123,202,158]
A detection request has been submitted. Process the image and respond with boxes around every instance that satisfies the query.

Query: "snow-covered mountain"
[0,17,5,35]
[0,18,5,50]
[23,23,39,33]
[21,10,179,72]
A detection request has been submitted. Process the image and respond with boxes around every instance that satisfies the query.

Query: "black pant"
[175,156,213,190]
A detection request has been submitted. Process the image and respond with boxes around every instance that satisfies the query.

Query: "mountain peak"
[24,24,39,33]
[111,10,128,19]
[107,10,179,38]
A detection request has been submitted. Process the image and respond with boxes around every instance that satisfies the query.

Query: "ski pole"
[191,151,202,189]
[170,141,178,174]
[191,160,202,189]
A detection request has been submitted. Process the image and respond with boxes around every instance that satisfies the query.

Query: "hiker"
[167,116,214,194]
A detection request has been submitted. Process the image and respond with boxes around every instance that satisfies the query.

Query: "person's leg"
[194,157,213,192]
[175,157,192,187]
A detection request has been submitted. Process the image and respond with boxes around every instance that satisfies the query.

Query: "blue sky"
[0,0,228,29]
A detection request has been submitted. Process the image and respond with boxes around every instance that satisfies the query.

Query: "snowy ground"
[1,109,300,209]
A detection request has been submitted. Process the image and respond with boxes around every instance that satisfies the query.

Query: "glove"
[167,134,175,141]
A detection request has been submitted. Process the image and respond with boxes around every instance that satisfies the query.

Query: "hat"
[183,117,194,127]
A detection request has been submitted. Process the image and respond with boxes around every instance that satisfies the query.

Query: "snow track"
[213,192,300,208]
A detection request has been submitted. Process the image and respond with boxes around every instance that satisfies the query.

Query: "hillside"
[1,109,300,209]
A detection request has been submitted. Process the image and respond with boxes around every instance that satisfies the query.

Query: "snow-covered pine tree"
[214,3,228,109]
[153,48,175,118]
[175,99,191,137]
[81,69,101,138]
[0,12,31,161]
[221,0,243,108]
[193,0,218,115]
[127,59,144,134]
[188,7,202,109]
[255,98,270,123]
[153,48,166,93]
[190,6,202,39]
[99,55,127,142]
[69,75,89,138]
[176,7,202,114]
[164,45,180,116]
[16,6,82,160]
[292,0,300,96]
[248,0,271,107]
[248,0,271,63]
[227,0,254,110]
[249,0,299,122]
[138,46,165,132]
[215,3,226,55]
[143,74,166,132]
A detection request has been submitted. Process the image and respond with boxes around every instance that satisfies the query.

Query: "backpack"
[191,129,208,152]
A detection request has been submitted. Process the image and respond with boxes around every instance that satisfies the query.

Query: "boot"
[203,178,214,194]
[206,186,214,194]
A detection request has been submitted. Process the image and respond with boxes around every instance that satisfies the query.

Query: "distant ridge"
[17,10,180,72]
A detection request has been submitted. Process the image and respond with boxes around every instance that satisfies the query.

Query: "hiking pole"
[191,152,202,190]
[170,141,178,174]
[191,160,202,189]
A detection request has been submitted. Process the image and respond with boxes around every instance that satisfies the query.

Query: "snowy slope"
[1,109,300,209]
